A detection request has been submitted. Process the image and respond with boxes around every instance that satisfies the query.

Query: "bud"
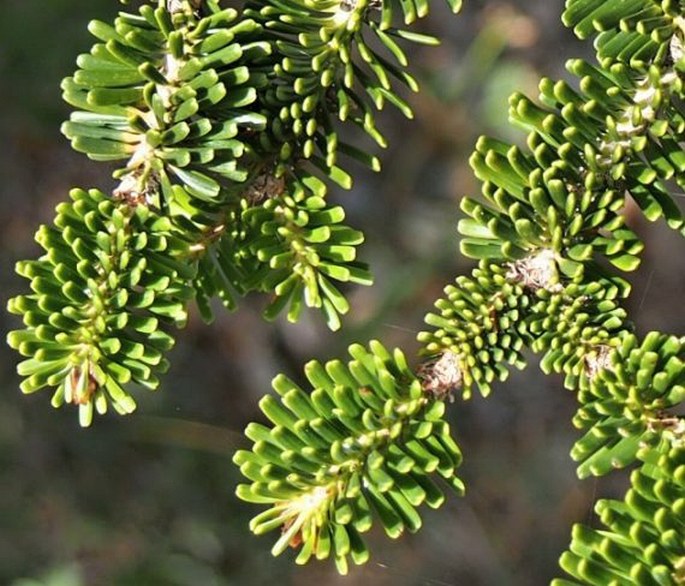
[417,351,462,401]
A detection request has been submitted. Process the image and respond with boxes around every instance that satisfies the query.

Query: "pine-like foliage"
[6,0,685,583]
[235,0,685,580]
[234,340,464,574]
[7,0,461,424]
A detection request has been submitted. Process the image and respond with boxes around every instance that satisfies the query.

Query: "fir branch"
[7,0,459,422]
[7,188,194,426]
[234,340,464,574]
[554,441,685,585]
[236,0,685,578]
[6,0,685,582]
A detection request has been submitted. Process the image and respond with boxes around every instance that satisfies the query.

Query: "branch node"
[506,249,562,293]
[417,351,462,402]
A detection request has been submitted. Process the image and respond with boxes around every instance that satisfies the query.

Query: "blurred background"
[2,1,684,584]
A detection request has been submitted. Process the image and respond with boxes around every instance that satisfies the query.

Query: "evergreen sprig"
[7,0,461,423]
[7,0,685,582]
[234,340,463,574]
[60,3,270,204]
[235,0,685,579]
[554,441,685,586]
[572,332,685,479]
[7,188,194,426]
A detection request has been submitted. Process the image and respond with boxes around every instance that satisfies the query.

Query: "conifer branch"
[235,0,685,578]
[6,0,685,582]
[7,0,459,423]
